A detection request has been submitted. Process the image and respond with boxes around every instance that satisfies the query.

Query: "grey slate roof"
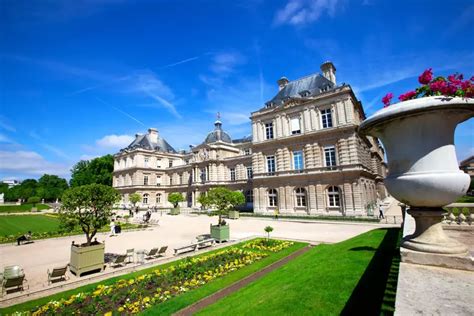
[204,120,232,144]
[266,73,335,108]
[233,135,252,143]
[122,134,177,153]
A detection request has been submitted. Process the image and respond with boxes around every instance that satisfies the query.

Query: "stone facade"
[113,62,387,216]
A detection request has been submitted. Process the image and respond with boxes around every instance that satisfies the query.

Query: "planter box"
[31,207,37,212]
[228,210,240,219]
[69,243,105,277]
[210,224,229,242]
[170,208,180,215]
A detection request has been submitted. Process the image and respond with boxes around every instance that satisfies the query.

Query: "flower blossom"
[418,68,433,84]
[382,93,393,107]
[398,91,417,101]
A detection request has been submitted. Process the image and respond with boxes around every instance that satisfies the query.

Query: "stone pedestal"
[401,208,467,254]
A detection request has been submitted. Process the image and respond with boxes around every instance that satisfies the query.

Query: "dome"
[204,120,232,144]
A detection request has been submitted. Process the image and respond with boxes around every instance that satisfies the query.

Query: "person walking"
[378,204,385,219]
[110,218,116,236]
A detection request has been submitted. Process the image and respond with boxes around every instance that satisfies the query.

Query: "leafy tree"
[264,226,274,241]
[197,193,211,210]
[0,183,8,196]
[27,196,41,207]
[4,185,21,202]
[168,192,184,208]
[207,187,245,226]
[129,193,142,208]
[37,174,69,202]
[60,184,120,246]
[70,155,114,187]
[18,179,38,201]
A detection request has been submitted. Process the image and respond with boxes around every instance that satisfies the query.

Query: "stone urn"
[359,96,473,254]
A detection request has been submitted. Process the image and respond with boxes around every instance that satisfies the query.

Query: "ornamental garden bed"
[0,203,50,213]
[1,239,305,315]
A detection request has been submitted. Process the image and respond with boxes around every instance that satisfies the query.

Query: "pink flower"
[382,93,393,107]
[448,73,463,85]
[418,68,433,84]
[429,79,446,93]
[398,91,417,101]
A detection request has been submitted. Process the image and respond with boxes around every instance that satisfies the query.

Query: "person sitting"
[17,231,32,246]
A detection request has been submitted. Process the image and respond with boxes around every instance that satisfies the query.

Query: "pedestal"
[401,208,467,254]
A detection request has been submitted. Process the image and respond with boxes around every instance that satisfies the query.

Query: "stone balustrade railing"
[443,203,474,225]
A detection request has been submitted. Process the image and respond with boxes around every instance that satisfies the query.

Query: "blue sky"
[1,0,473,180]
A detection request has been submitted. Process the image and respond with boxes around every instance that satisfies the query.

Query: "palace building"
[112,61,387,216]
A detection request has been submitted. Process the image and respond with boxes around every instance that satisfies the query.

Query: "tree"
[70,155,114,187]
[264,226,274,242]
[207,187,245,226]
[197,193,211,210]
[168,192,184,208]
[60,184,120,246]
[0,183,8,196]
[129,193,142,208]
[18,179,38,201]
[27,196,41,207]
[37,174,69,202]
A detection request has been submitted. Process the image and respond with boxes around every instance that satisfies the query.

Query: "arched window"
[327,186,340,207]
[156,193,161,204]
[295,187,306,207]
[143,193,149,204]
[268,189,278,207]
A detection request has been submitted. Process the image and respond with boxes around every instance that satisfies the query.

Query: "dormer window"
[298,90,311,97]
[265,102,274,108]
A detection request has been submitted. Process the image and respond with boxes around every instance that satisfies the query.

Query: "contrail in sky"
[158,56,200,69]
[96,97,145,126]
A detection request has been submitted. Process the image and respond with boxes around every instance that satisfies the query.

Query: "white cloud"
[96,134,134,149]
[274,0,341,26]
[0,116,16,132]
[209,52,246,75]
[0,150,70,177]
[0,133,13,143]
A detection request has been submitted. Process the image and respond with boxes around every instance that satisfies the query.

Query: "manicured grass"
[0,215,141,243]
[0,215,59,236]
[0,240,307,315]
[455,195,474,203]
[0,203,50,213]
[197,228,400,316]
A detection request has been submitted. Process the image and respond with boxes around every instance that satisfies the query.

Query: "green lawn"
[0,214,59,236]
[0,203,50,213]
[0,240,307,315]
[198,228,400,316]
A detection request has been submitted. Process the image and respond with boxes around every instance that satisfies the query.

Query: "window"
[290,117,301,134]
[247,167,253,179]
[268,189,278,207]
[293,151,304,170]
[245,190,253,203]
[156,159,162,169]
[295,187,307,207]
[265,122,274,140]
[230,168,236,181]
[324,146,337,167]
[143,194,149,204]
[169,176,173,185]
[244,148,251,155]
[200,168,207,183]
[321,108,333,128]
[156,175,161,186]
[168,160,173,168]
[156,193,161,204]
[143,175,149,186]
[144,156,149,167]
[266,156,276,175]
[328,186,341,207]
[179,174,184,184]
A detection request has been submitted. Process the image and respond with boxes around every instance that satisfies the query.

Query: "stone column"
[308,185,317,213]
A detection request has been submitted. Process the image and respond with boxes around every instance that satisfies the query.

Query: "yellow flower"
[104,312,112,316]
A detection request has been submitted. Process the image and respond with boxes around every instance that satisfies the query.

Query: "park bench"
[109,254,127,268]
[173,239,215,256]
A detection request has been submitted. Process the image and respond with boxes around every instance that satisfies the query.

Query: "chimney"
[148,128,159,143]
[277,77,289,91]
[320,61,336,85]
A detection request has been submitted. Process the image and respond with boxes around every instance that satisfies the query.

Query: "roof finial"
[217,112,221,120]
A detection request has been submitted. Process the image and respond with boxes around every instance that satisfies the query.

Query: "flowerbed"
[242,239,294,252]
[21,248,266,315]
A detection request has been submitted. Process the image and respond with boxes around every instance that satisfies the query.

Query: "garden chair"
[47,265,69,285]
[145,247,159,259]
[126,248,135,263]
[1,272,28,296]
[156,246,168,258]
[109,254,128,268]
[3,266,24,279]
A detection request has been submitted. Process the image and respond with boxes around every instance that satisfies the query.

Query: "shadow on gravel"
[341,228,401,316]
